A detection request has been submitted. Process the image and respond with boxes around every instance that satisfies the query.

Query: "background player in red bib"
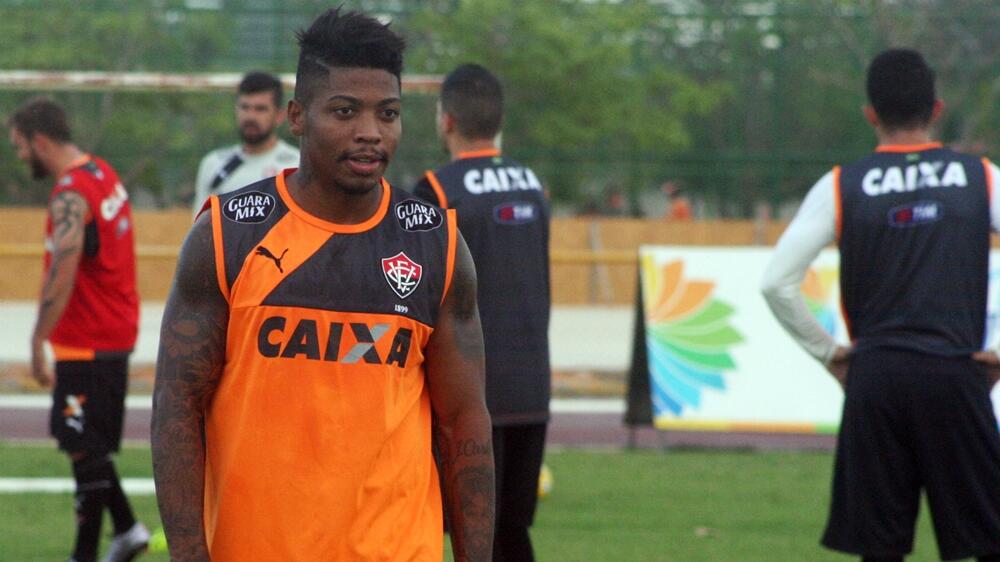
[9,97,148,562]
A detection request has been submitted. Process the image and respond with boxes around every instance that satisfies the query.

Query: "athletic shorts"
[493,423,547,529]
[821,348,1000,560]
[49,357,130,456]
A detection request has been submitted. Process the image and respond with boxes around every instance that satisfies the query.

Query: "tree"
[405,0,728,205]
[3,0,1000,214]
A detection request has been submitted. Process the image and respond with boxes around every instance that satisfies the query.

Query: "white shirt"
[193,139,299,217]
[760,161,1000,364]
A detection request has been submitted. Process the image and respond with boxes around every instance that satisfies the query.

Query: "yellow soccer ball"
[537,463,553,499]
[148,527,168,553]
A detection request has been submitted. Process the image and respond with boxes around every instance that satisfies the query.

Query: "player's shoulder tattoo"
[49,189,88,240]
[447,237,479,322]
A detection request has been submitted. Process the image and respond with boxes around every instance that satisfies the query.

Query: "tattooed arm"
[151,213,228,562]
[424,232,494,562]
[30,190,88,386]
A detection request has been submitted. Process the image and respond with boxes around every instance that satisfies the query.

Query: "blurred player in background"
[9,97,148,562]
[414,63,551,562]
[761,49,1000,562]
[661,180,692,221]
[191,71,299,216]
[152,8,494,561]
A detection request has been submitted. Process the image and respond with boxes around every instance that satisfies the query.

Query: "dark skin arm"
[31,190,87,386]
[424,233,495,562]
[151,213,228,562]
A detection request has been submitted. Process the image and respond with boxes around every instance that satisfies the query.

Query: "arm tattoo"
[434,424,494,561]
[34,191,86,340]
[431,236,494,561]
[151,218,228,562]
[448,266,478,322]
[38,245,78,313]
[448,239,485,361]
[51,190,86,240]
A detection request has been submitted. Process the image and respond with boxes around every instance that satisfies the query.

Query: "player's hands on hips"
[972,350,1000,389]
[826,345,852,389]
[30,338,52,387]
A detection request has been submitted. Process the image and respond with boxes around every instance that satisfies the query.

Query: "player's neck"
[448,136,498,161]
[242,135,278,156]
[48,144,87,177]
[875,128,935,149]
[285,165,383,225]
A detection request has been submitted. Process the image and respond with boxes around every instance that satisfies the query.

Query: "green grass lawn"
[0,442,943,561]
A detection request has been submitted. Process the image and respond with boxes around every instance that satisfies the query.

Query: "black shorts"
[821,348,1000,560]
[49,357,130,456]
[493,423,547,529]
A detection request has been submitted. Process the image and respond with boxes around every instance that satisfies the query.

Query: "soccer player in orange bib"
[9,97,149,562]
[151,8,494,562]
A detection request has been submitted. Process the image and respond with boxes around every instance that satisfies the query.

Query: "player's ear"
[30,132,53,154]
[929,99,945,124]
[441,112,457,135]
[287,99,304,137]
[862,105,880,128]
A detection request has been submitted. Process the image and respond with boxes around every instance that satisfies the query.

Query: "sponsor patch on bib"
[395,199,443,232]
[888,200,942,228]
[223,191,276,224]
[493,201,538,225]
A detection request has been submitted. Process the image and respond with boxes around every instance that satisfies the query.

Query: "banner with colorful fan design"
[637,246,1000,433]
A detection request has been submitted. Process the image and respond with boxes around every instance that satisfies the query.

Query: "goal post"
[0,70,442,94]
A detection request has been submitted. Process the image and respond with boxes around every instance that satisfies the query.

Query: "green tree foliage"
[1,0,1000,215]
[0,1,233,205]
[406,0,729,203]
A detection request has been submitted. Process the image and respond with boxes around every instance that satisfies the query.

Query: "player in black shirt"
[414,64,551,562]
[762,49,1000,562]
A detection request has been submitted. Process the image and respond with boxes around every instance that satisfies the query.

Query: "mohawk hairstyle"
[441,63,504,140]
[294,7,406,105]
[866,48,936,132]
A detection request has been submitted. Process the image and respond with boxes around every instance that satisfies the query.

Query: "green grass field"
[0,442,943,561]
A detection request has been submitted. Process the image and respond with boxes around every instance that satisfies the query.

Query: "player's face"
[290,67,401,195]
[236,91,282,146]
[9,128,48,180]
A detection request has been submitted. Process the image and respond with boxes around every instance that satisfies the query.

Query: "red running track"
[1,406,836,451]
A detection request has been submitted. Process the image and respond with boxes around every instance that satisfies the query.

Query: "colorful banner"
[638,246,1000,433]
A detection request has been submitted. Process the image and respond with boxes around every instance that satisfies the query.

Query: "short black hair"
[294,7,406,105]
[239,71,284,108]
[866,48,936,131]
[440,64,504,140]
[8,96,72,143]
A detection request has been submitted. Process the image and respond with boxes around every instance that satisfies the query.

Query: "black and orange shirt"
[45,155,138,359]
[837,144,992,356]
[413,149,551,425]
[204,170,456,561]
[763,145,1000,363]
